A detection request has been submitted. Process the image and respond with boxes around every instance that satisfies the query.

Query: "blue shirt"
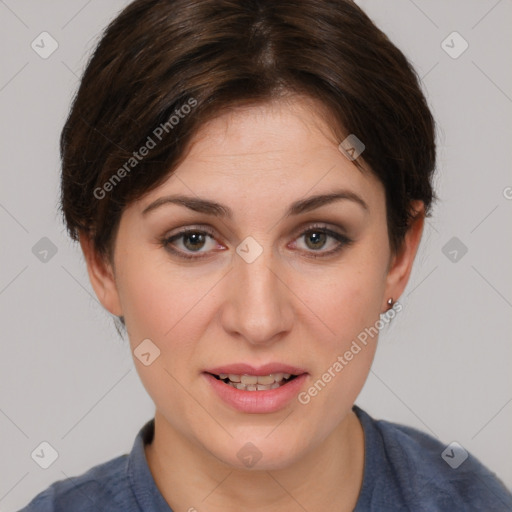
[19,406,512,511]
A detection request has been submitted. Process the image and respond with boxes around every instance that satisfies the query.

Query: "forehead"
[184,97,344,176]
[136,97,385,216]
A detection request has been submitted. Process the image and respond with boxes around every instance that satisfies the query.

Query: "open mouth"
[208,372,299,391]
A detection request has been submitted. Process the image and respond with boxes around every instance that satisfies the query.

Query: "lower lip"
[202,373,308,414]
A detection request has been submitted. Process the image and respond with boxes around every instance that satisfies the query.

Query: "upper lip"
[205,363,307,376]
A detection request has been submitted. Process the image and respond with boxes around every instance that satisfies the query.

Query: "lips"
[204,362,307,377]
[202,369,309,413]
[202,363,308,408]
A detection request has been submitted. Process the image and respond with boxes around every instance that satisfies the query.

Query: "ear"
[79,232,123,317]
[383,200,425,310]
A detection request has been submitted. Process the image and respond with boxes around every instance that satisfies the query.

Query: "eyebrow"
[141,189,369,218]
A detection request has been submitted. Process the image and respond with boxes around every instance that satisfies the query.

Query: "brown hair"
[60,0,436,261]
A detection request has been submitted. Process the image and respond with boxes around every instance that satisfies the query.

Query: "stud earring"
[387,298,394,310]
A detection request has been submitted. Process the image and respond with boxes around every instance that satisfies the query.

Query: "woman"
[20,0,512,510]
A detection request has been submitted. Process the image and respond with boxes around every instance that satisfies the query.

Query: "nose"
[220,245,294,346]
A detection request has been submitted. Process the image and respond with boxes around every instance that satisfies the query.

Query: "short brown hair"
[60,0,436,259]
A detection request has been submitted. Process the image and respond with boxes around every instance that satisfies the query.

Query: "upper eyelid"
[165,222,344,238]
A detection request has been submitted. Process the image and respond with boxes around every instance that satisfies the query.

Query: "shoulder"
[355,406,512,511]
[18,454,134,512]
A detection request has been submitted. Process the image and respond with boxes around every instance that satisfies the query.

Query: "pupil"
[306,231,326,250]
[184,233,205,251]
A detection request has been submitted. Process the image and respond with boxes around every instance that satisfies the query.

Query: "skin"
[80,95,424,512]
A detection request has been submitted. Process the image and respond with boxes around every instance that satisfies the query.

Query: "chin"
[208,431,310,472]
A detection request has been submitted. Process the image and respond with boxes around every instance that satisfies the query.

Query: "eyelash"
[160,223,353,261]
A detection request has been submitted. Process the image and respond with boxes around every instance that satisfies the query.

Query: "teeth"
[217,373,292,384]
[240,375,258,385]
[256,375,275,385]
[216,372,297,391]
[232,381,282,391]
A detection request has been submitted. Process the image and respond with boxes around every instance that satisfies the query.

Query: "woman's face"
[86,96,420,470]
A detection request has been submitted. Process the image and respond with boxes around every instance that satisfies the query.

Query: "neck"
[145,409,365,512]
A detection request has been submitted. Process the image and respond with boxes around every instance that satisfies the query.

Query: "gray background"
[1,1,511,510]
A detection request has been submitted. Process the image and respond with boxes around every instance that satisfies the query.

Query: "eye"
[292,224,353,258]
[161,226,221,260]
[160,223,352,261]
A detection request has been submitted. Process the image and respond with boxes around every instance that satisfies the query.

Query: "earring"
[387,298,394,310]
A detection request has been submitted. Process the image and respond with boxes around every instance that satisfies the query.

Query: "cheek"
[118,255,203,342]
[303,253,387,346]
[295,238,388,389]
[293,264,385,430]
[118,259,208,421]
[301,271,381,384]
[118,254,216,394]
